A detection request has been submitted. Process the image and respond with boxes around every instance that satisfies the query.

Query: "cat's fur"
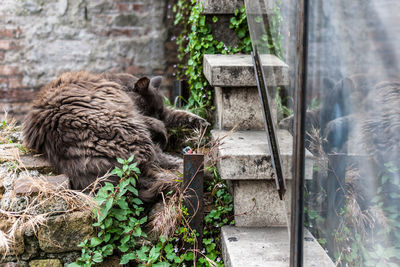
[23,71,209,202]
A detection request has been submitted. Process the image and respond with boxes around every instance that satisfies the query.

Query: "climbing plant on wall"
[173,1,251,119]
[173,0,284,120]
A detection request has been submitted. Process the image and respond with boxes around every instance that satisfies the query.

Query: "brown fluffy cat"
[23,71,209,202]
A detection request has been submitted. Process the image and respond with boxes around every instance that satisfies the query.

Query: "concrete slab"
[199,0,243,14]
[203,54,289,87]
[211,130,313,181]
[214,86,276,130]
[221,226,334,267]
[233,180,291,227]
[199,0,274,15]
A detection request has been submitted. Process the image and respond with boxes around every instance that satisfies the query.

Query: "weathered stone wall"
[0,134,97,266]
[0,0,178,122]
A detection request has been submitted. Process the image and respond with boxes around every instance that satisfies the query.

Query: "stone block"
[221,226,334,267]
[18,156,53,173]
[214,86,276,130]
[199,0,243,14]
[203,54,289,87]
[233,180,290,227]
[0,145,52,174]
[0,263,22,267]
[14,175,70,196]
[211,130,314,181]
[209,15,240,47]
[38,211,94,253]
[29,259,62,267]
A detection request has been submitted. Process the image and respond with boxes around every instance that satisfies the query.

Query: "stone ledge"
[203,54,289,87]
[233,180,290,227]
[199,0,274,14]
[221,226,334,267]
[38,211,94,253]
[14,174,70,196]
[211,130,313,180]
[29,259,62,267]
[0,263,22,267]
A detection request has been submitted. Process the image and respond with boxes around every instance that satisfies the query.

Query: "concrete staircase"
[204,54,334,266]
[200,2,334,265]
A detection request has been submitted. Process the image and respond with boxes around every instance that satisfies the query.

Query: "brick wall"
[0,0,178,122]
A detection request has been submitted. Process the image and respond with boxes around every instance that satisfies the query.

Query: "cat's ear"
[150,76,162,90]
[135,77,150,94]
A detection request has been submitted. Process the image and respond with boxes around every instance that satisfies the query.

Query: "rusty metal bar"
[252,49,286,200]
[290,0,309,265]
[183,153,204,248]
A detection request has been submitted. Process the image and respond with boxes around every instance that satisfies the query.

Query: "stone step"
[199,0,244,14]
[199,0,274,15]
[221,226,335,267]
[203,54,289,88]
[211,130,313,181]
[212,129,313,227]
[203,54,288,130]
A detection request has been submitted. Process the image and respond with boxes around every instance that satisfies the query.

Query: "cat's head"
[132,76,165,119]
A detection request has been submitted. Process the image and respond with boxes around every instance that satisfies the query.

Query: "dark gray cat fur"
[23,71,209,203]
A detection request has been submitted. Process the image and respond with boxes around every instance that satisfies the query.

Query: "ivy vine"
[69,156,233,266]
[173,0,286,120]
[173,1,251,118]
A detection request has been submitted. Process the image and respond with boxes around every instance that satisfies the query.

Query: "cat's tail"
[138,165,181,203]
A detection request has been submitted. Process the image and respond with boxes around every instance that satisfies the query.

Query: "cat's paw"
[189,115,210,129]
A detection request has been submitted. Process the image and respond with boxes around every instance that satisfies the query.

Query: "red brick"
[0,88,36,102]
[0,65,19,75]
[165,41,177,51]
[0,102,32,115]
[132,4,145,12]
[0,77,7,87]
[153,69,164,75]
[106,28,131,36]
[8,76,23,89]
[117,3,131,12]
[0,29,15,38]
[125,65,146,75]
[0,40,17,50]
[0,28,21,39]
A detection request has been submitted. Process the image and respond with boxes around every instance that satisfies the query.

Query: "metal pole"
[183,153,204,248]
[290,0,309,265]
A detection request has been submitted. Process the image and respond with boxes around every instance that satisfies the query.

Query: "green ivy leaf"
[90,237,102,247]
[120,252,136,264]
[92,251,103,263]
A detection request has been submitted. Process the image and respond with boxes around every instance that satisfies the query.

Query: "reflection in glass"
[246,0,400,266]
[303,1,400,266]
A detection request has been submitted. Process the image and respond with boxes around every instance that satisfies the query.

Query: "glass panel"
[303,1,400,266]
[245,0,298,243]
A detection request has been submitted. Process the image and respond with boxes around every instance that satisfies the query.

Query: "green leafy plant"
[173,0,288,121]
[70,156,233,266]
[173,1,252,119]
[69,156,146,266]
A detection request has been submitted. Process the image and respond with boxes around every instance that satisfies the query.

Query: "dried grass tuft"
[148,126,233,241]
[0,154,104,258]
